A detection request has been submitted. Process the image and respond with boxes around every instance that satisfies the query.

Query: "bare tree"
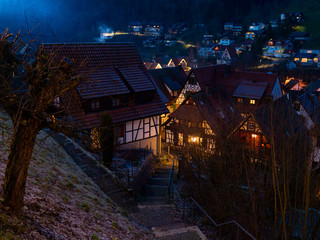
[0,30,84,213]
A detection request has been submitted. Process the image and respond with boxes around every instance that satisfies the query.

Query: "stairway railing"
[168,159,256,240]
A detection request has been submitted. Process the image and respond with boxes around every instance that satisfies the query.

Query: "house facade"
[164,89,242,152]
[42,43,168,154]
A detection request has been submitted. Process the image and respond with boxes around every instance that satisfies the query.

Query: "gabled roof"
[192,65,278,97]
[283,79,299,92]
[149,67,187,103]
[191,89,243,135]
[144,61,161,70]
[252,96,308,140]
[154,56,172,66]
[41,43,155,98]
[168,88,243,136]
[41,43,168,128]
[305,79,320,93]
[225,46,238,59]
[191,65,279,113]
[298,90,320,125]
[233,81,268,99]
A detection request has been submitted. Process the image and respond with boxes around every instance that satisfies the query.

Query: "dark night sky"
[0,0,294,43]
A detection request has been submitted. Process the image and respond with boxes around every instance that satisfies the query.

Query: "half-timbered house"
[164,88,242,152]
[232,96,309,163]
[42,43,168,154]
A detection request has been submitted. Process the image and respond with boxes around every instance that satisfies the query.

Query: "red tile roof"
[41,43,155,97]
[192,65,279,113]
[41,43,168,128]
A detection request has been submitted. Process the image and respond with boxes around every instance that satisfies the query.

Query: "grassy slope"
[0,113,153,240]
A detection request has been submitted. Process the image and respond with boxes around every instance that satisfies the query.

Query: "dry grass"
[0,112,154,240]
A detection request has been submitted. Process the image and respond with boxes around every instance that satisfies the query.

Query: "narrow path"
[132,159,207,240]
[49,131,207,239]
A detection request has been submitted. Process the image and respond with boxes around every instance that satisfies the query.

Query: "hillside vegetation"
[0,113,153,240]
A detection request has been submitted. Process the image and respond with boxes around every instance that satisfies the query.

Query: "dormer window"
[112,98,120,107]
[91,99,100,109]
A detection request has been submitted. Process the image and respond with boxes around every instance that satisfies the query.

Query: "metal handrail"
[168,162,256,240]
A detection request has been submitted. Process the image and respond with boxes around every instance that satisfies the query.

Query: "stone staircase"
[133,160,207,240]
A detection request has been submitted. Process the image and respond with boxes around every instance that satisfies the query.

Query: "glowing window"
[250,99,256,105]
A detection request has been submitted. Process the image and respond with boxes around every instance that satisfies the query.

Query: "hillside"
[0,113,154,240]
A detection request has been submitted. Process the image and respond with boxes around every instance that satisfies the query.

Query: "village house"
[282,78,305,94]
[224,22,234,31]
[219,36,235,46]
[249,22,265,31]
[149,66,188,114]
[293,49,320,67]
[144,60,162,70]
[144,23,164,37]
[153,56,175,68]
[149,67,188,140]
[188,65,283,115]
[263,39,294,58]
[164,88,242,151]
[245,31,256,40]
[232,96,310,164]
[288,90,320,166]
[128,22,143,34]
[232,24,243,36]
[42,43,168,154]
[216,46,238,66]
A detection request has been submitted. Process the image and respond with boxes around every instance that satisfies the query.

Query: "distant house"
[164,89,242,151]
[263,39,294,58]
[128,22,143,34]
[166,23,187,38]
[154,56,175,68]
[293,49,319,66]
[219,36,235,46]
[249,22,265,31]
[270,20,278,28]
[217,46,238,65]
[189,65,283,114]
[164,38,177,47]
[144,23,164,37]
[289,32,310,42]
[42,43,168,154]
[198,46,216,58]
[240,40,253,52]
[283,78,304,94]
[232,24,243,36]
[245,32,256,40]
[172,57,197,72]
[224,22,234,31]
[144,61,162,70]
